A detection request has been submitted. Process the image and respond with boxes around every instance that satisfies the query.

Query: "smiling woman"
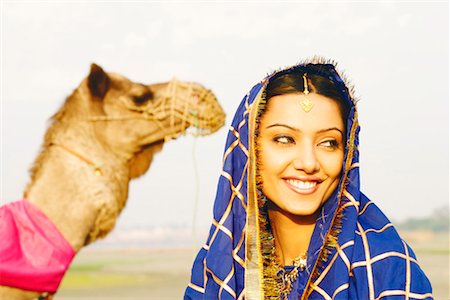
[185,57,433,299]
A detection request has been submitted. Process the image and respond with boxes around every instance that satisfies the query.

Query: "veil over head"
[185,57,432,299]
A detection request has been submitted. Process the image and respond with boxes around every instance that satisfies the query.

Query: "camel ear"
[88,63,110,99]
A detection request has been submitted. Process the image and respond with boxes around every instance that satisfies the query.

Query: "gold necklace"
[272,248,307,298]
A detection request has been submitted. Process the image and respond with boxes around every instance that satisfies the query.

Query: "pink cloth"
[0,199,75,292]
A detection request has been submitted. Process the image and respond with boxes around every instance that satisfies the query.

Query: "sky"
[1,1,448,244]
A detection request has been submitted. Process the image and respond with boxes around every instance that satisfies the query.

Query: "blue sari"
[185,58,432,299]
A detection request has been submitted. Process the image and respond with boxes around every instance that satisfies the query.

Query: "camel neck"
[25,143,130,251]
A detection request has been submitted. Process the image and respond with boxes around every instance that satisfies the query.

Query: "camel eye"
[133,92,153,105]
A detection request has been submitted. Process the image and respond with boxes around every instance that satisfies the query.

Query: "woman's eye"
[319,139,339,149]
[273,135,295,144]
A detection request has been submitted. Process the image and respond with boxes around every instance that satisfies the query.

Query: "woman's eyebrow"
[266,123,299,131]
[266,124,343,136]
[317,127,343,135]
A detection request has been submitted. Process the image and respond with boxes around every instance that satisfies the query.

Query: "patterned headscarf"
[185,57,432,299]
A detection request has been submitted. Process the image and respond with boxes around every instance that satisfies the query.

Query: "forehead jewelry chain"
[301,73,313,112]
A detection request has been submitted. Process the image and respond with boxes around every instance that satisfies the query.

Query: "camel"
[0,64,225,299]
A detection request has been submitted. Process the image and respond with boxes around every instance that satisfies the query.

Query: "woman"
[185,57,432,299]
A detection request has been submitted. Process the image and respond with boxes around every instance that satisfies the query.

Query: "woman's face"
[258,92,345,217]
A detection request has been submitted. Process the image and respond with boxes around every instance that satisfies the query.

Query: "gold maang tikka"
[301,73,313,112]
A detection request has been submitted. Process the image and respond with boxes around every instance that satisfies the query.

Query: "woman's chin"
[280,203,322,220]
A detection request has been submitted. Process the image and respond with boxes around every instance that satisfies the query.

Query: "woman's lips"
[285,178,320,195]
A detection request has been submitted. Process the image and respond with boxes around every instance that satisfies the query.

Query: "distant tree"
[397,205,449,232]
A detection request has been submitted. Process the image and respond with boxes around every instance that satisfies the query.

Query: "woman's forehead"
[260,93,345,131]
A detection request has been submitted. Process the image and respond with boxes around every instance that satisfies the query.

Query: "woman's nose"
[292,145,319,173]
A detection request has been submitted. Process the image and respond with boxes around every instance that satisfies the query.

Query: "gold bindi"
[301,73,313,112]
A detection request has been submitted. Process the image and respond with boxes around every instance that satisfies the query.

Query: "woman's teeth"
[286,179,317,189]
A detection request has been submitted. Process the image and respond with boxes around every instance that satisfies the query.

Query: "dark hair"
[265,67,351,123]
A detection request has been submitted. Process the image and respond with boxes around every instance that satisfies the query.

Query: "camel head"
[64,63,226,179]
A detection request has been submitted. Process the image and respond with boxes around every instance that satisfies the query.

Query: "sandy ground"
[56,234,449,300]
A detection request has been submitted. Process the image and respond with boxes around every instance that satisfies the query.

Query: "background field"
[57,231,449,300]
[58,248,192,299]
